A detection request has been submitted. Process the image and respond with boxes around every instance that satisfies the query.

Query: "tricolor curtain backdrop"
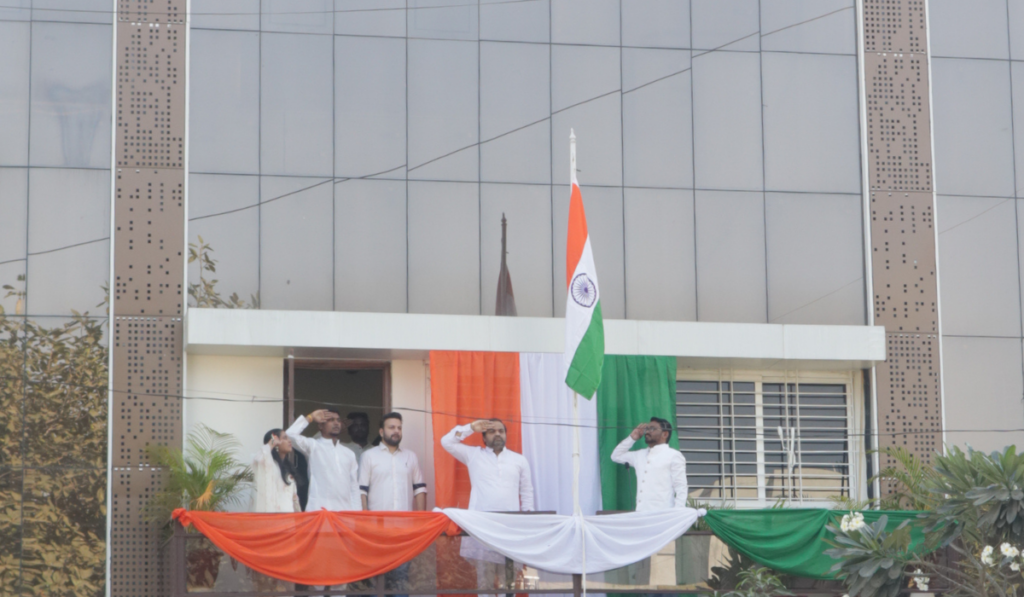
[596,355,679,511]
[430,350,603,516]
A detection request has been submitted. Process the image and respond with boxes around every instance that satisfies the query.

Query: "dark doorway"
[283,360,391,446]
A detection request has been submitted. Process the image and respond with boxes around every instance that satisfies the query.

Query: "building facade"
[1,0,1024,595]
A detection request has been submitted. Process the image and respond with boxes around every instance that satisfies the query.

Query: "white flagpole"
[569,129,587,595]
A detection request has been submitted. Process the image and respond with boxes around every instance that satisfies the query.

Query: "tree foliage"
[188,237,259,309]
[0,306,108,596]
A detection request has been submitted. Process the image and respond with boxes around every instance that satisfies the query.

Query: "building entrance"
[284,360,391,447]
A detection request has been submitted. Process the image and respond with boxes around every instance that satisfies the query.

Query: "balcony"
[170,523,857,597]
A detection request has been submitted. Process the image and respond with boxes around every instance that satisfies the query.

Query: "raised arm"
[671,452,689,508]
[251,443,278,512]
[611,425,646,466]
[518,456,535,512]
[440,423,478,465]
[285,414,319,457]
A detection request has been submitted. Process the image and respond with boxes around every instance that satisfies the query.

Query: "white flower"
[1012,562,1021,572]
[911,569,930,591]
[847,512,865,531]
[840,515,850,533]
[1001,543,1020,558]
[983,545,995,557]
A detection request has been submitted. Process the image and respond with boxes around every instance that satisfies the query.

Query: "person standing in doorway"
[442,419,533,595]
[359,412,427,597]
[285,408,360,511]
[342,412,371,462]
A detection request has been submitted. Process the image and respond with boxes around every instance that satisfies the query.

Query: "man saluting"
[442,419,533,595]
[611,417,688,510]
[286,408,360,511]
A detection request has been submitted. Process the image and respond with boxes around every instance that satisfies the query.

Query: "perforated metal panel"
[862,0,943,480]
[111,0,186,594]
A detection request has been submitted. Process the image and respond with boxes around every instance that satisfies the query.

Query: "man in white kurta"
[611,417,688,590]
[442,419,534,594]
[286,409,360,511]
[610,417,688,510]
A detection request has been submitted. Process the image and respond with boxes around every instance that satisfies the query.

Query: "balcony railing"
[169,521,868,597]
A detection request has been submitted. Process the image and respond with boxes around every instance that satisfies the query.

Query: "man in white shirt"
[285,408,360,511]
[359,412,426,597]
[611,417,688,510]
[442,419,533,595]
[359,412,428,511]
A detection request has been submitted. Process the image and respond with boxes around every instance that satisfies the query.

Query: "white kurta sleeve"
[285,416,316,457]
[251,444,278,513]
[440,424,476,465]
[410,452,428,496]
[348,452,360,510]
[610,436,639,466]
[671,452,688,508]
[358,451,371,496]
[519,456,535,512]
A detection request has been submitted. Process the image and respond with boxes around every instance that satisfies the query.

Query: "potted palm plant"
[146,424,253,591]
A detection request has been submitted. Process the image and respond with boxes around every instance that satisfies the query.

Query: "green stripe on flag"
[597,355,678,511]
[565,300,604,399]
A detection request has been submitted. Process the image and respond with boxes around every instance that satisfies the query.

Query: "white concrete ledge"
[186,308,886,370]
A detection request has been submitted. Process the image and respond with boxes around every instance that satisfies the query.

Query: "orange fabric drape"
[171,508,452,586]
[429,351,523,596]
[429,350,522,510]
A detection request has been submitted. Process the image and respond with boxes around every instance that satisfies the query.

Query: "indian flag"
[563,141,604,400]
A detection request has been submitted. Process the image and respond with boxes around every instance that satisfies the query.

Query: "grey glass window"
[407,39,478,182]
[678,377,852,503]
[189,30,260,175]
[621,0,689,49]
[551,0,619,46]
[259,176,334,311]
[191,0,259,31]
[335,179,408,313]
[480,0,549,43]
[479,183,553,317]
[929,0,1009,60]
[937,195,1021,337]
[261,0,333,34]
[622,54,692,189]
[29,22,112,169]
[335,0,405,38]
[759,0,856,55]
[335,35,407,179]
[691,0,759,52]
[260,33,333,177]
[0,22,29,167]
[188,174,260,308]
[408,0,478,41]
[623,188,696,321]
[407,181,480,314]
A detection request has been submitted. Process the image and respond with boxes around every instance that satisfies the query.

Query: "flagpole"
[569,129,587,596]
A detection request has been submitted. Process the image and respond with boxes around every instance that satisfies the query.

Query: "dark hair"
[650,417,672,440]
[325,408,342,419]
[263,429,297,486]
[347,412,369,423]
[381,412,402,427]
[487,418,506,433]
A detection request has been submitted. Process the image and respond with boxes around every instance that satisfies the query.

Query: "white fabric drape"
[519,352,602,516]
[441,507,706,574]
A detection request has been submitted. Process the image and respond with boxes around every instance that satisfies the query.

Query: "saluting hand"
[470,419,498,433]
[630,423,647,441]
[309,409,329,423]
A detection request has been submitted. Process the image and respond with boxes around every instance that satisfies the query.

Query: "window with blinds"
[677,377,853,504]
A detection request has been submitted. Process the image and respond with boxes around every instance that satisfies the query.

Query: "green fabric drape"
[597,355,678,511]
[702,509,930,579]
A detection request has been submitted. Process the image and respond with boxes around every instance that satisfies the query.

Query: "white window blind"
[677,373,855,505]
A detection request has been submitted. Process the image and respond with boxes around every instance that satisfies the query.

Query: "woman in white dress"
[252,429,302,513]
[250,429,301,593]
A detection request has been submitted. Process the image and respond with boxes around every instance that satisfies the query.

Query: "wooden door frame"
[283,357,392,425]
